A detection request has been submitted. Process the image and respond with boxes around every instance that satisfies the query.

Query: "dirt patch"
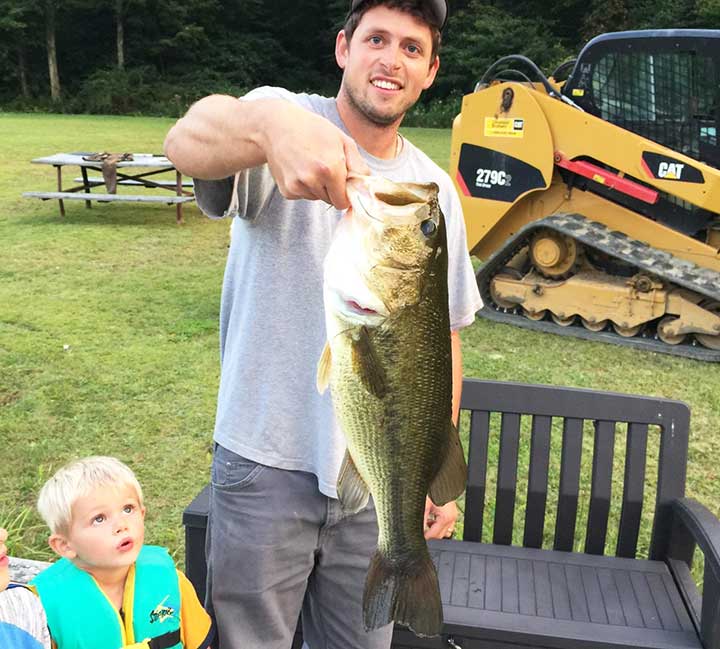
[0,390,21,406]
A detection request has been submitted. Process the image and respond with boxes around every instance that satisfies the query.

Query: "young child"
[0,527,51,648]
[31,457,213,649]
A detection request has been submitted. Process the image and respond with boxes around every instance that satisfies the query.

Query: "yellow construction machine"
[450,29,720,360]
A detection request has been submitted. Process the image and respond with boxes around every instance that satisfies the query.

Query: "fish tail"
[363,549,443,637]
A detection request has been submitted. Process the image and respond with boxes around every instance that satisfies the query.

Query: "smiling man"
[164,2,482,648]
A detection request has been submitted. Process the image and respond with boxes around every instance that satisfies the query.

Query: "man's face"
[52,484,145,575]
[336,5,439,127]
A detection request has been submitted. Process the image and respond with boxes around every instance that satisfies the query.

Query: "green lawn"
[1,114,718,571]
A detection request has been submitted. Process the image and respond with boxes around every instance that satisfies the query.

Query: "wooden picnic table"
[23,152,195,224]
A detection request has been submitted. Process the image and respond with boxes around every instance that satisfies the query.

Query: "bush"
[403,95,463,128]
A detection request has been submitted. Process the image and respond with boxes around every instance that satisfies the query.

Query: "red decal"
[455,169,471,197]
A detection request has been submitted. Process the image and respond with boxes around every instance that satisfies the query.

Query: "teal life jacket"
[32,545,182,649]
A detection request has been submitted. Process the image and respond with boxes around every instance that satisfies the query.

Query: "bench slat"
[566,564,591,621]
[554,417,583,551]
[582,565,609,624]
[73,177,194,187]
[524,414,552,548]
[651,414,690,560]
[23,191,195,204]
[617,422,649,557]
[647,572,683,631]
[464,410,490,543]
[586,420,615,555]
[517,558,535,615]
[494,413,520,545]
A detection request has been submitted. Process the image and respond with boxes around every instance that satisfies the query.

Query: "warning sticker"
[572,88,585,97]
[484,117,524,138]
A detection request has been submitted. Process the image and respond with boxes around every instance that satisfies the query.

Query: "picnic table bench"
[23,153,195,224]
[183,378,720,649]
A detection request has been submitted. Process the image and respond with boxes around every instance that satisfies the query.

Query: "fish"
[317,174,467,637]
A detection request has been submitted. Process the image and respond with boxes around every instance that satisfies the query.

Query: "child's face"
[0,528,9,591]
[51,484,145,574]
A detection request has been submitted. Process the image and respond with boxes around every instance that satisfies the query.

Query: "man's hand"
[260,102,370,210]
[423,496,458,540]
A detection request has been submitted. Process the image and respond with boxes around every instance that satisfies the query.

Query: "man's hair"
[343,0,442,61]
[37,456,144,535]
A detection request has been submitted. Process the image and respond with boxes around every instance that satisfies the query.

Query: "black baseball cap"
[349,0,448,30]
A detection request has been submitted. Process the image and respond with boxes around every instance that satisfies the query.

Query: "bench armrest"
[667,497,720,649]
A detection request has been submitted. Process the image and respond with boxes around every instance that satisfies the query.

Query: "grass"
[1,115,718,582]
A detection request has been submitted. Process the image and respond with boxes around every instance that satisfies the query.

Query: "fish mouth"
[329,290,388,324]
[345,299,380,316]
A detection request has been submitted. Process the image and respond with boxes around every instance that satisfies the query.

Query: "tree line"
[1,0,718,119]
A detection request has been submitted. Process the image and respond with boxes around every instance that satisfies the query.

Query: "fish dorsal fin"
[316,342,332,394]
[351,327,387,399]
[337,450,370,515]
[428,420,468,506]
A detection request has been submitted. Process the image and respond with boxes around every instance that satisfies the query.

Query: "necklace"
[395,134,403,157]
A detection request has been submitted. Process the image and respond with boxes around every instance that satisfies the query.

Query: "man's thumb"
[343,136,370,176]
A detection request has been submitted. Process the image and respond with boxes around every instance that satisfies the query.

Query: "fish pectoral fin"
[428,420,468,506]
[316,342,332,394]
[351,327,387,399]
[337,450,370,515]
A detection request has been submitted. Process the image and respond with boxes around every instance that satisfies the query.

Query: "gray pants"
[207,444,394,649]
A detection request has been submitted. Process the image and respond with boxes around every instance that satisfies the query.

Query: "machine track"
[476,213,720,361]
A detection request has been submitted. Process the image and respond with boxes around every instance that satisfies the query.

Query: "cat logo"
[658,161,685,180]
[641,151,704,183]
[149,596,176,624]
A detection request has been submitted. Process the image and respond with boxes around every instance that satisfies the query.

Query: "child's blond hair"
[37,456,143,535]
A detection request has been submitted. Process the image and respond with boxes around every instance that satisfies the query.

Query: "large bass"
[317,175,467,637]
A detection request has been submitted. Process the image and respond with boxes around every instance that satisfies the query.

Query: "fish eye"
[420,219,437,236]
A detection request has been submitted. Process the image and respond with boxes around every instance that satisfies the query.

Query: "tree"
[0,0,40,99]
[44,0,61,101]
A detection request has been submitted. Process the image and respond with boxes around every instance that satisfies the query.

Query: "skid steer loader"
[450,29,720,360]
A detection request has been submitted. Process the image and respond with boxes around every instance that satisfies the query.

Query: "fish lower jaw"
[329,291,388,325]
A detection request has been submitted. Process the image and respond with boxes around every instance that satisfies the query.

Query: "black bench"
[183,378,720,649]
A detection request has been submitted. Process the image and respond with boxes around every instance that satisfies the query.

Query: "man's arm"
[424,330,463,540]
[163,94,369,209]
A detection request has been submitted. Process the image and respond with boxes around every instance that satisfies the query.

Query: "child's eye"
[92,515,105,524]
[123,504,135,514]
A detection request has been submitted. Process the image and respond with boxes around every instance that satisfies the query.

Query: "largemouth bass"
[317,175,467,637]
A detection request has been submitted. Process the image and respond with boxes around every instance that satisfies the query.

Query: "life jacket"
[32,545,182,649]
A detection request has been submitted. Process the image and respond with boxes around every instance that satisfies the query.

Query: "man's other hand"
[424,496,458,540]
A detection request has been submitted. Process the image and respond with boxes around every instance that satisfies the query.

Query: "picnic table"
[23,152,195,224]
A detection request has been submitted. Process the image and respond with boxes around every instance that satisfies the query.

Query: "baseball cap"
[349,0,448,30]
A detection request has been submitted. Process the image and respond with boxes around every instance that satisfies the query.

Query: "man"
[164,1,482,648]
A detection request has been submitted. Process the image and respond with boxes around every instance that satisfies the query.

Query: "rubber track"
[476,213,720,362]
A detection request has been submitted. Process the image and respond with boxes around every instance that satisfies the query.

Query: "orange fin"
[337,450,370,515]
[316,342,332,394]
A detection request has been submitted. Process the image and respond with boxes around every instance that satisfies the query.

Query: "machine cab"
[563,30,720,168]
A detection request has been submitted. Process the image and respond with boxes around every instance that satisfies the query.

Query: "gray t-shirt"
[195,86,483,498]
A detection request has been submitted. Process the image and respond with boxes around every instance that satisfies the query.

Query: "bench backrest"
[459,378,691,560]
